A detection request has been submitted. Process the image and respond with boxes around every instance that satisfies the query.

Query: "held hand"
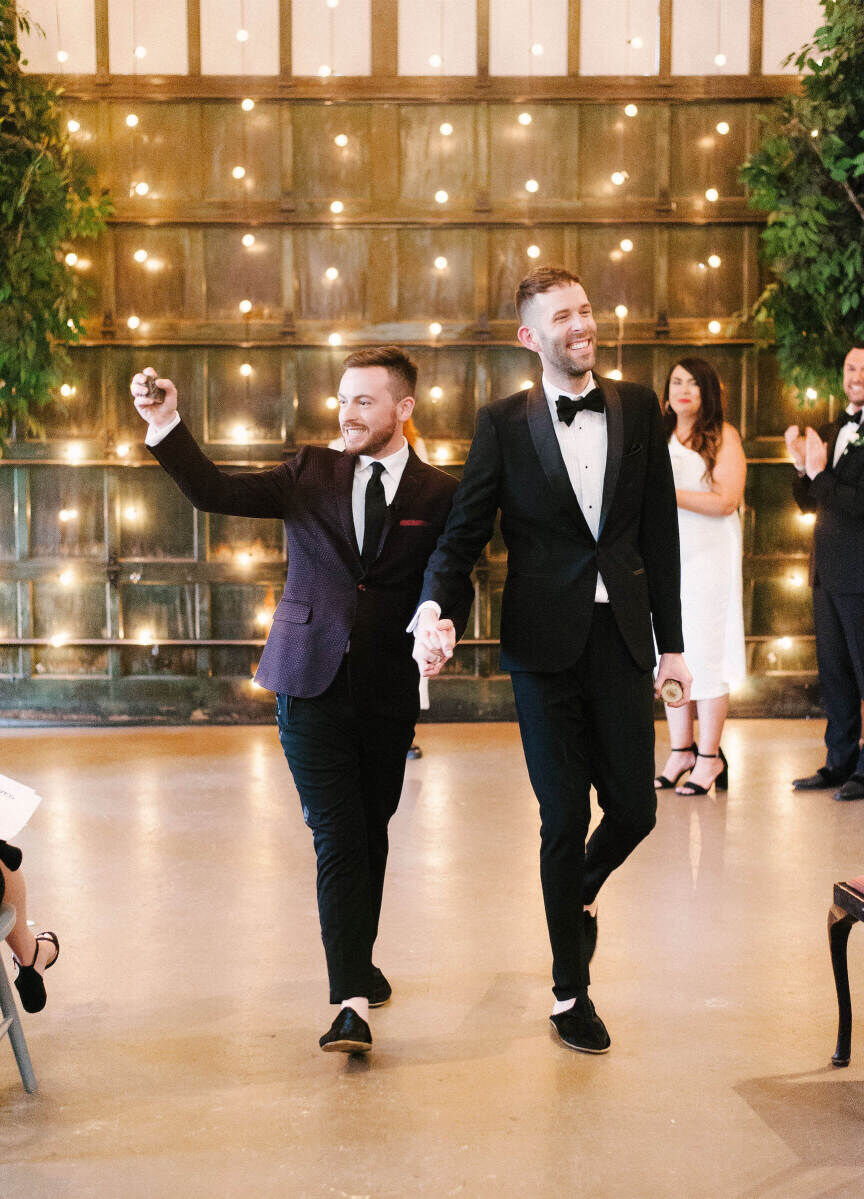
[655,653,692,707]
[412,610,456,678]
[784,424,805,469]
[131,367,178,429]
[804,426,828,479]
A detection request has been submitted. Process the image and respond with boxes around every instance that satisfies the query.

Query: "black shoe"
[406,744,423,760]
[654,743,697,789]
[549,995,611,1055]
[583,909,598,965]
[13,931,59,1014]
[793,767,848,791]
[676,748,728,796]
[835,774,864,802]
[319,1007,372,1054]
[369,965,392,1008]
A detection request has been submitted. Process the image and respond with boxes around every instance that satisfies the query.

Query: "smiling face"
[844,348,864,410]
[667,365,702,419]
[516,283,597,387]
[338,365,415,458]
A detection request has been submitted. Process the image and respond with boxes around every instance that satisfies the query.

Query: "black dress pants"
[813,585,864,778]
[276,657,417,1004]
[510,605,657,1001]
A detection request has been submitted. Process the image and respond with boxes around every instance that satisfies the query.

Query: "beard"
[542,337,596,379]
[341,412,399,457]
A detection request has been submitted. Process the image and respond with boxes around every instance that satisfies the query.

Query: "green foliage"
[0,2,112,446]
[741,0,864,400]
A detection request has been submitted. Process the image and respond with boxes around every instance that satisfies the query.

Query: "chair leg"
[829,905,857,1068]
[0,954,37,1094]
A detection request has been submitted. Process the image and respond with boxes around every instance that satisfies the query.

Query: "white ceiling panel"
[109,0,188,75]
[581,0,659,75]
[489,0,568,77]
[292,0,371,76]
[18,0,97,74]
[672,0,749,75]
[201,0,279,75]
[762,0,823,73]
[398,0,477,76]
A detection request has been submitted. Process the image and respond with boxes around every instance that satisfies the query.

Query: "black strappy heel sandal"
[676,748,728,796]
[13,931,59,1013]
[654,743,697,790]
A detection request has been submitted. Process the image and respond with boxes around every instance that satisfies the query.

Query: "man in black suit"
[412,267,691,1054]
[787,347,864,800]
[132,346,471,1055]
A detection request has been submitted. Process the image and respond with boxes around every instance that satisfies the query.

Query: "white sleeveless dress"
[668,433,746,700]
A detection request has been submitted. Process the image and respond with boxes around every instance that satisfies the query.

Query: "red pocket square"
[399,519,429,526]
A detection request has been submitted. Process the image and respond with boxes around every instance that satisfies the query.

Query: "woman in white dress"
[653,358,747,796]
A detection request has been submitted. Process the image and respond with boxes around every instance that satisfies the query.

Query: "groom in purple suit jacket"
[132,346,472,1055]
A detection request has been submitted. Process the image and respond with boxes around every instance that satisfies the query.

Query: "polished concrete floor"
[1,719,864,1197]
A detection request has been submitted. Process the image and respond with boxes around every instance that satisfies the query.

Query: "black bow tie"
[841,410,862,428]
[556,389,605,426]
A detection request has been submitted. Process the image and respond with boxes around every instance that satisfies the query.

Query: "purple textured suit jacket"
[149,421,472,707]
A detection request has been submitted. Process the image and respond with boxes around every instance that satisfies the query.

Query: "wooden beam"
[93,0,110,77]
[477,0,490,80]
[567,0,581,77]
[372,0,398,77]
[658,0,673,79]
[279,0,293,79]
[749,0,764,76]
[187,0,201,77]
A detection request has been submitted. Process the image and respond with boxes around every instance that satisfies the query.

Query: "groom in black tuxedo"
[413,267,691,1054]
[132,346,472,1055]
[788,347,864,800]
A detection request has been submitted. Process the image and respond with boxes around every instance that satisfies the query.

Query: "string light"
[708,320,722,334]
[531,43,544,56]
[238,300,252,314]
[520,379,533,389]
[232,166,246,179]
[434,256,448,271]
[64,252,78,266]
[328,332,342,346]
[435,190,449,204]
[59,383,76,397]
[318,64,332,77]
[133,249,148,263]
[527,244,541,259]
[125,113,139,128]
[611,171,629,186]
[429,53,442,68]
[787,573,805,588]
[66,444,84,462]
[430,386,443,400]
[241,233,256,248]
[778,636,793,650]
[620,239,633,252]
[123,504,140,522]
[698,261,707,271]
[326,0,339,6]
[66,119,80,133]
[628,36,643,49]
[607,369,623,381]
[236,28,249,42]
[610,249,624,262]
[525,179,539,193]
[797,512,816,525]
[134,45,146,58]
[810,128,819,138]
[714,53,726,66]
[137,628,155,645]
[518,112,532,126]
[241,98,255,111]
[705,187,719,202]
[49,633,69,648]
[134,181,149,196]
[429,322,442,336]
[716,121,730,135]
[237,552,254,568]
[330,200,344,214]
[805,387,818,400]
[624,104,638,117]
[434,447,448,462]
[255,609,272,628]
[127,315,140,329]
[232,425,251,444]
[440,123,453,136]
[708,254,722,268]
[240,363,253,377]
[59,569,74,587]
[614,304,628,319]
[57,50,69,63]
[58,508,78,523]
[116,443,130,458]
[325,396,338,409]
[334,133,348,146]
[325,267,339,280]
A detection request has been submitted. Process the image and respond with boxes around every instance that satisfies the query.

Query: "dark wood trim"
[44,73,801,102]
[371,0,398,77]
[187,0,201,77]
[659,0,673,79]
[279,0,292,80]
[93,0,110,78]
[749,0,764,76]
[567,0,581,77]
[477,0,490,80]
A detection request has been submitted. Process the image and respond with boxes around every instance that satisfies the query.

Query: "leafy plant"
[741,0,864,400]
[0,1,112,446]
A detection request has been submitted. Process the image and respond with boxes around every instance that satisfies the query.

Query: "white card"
[0,774,42,841]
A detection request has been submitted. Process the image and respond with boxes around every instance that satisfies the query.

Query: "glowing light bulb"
[629,35,643,49]
[116,443,130,458]
[607,368,623,381]
[236,28,249,42]
[232,425,250,444]
[434,447,448,462]
[125,113,139,128]
[811,128,819,138]
[123,504,140,522]
[531,43,544,56]
[58,508,78,523]
[133,249,148,263]
[434,256,448,271]
[778,636,793,650]
[705,187,719,202]
[518,112,532,126]
[325,267,339,281]
[241,98,255,111]
[326,0,339,7]
[429,53,442,68]
[787,574,804,588]
[620,238,633,252]
[716,121,730,135]
[520,379,533,390]
[64,252,78,266]
[698,261,708,271]
[59,569,74,587]
[134,181,149,196]
[127,315,140,329]
[435,190,449,204]
[238,299,252,314]
[137,628,155,645]
[67,119,80,133]
[525,178,539,193]
[708,254,722,268]
[610,249,624,262]
[614,304,628,319]
[240,363,253,377]
[50,633,69,648]
[242,233,256,248]
[610,171,629,186]
[334,133,348,146]
[318,64,332,78]
[249,678,263,691]
[430,386,443,400]
[527,244,541,259]
[237,552,254,568]
[805,387,818,400]
[325,396,338,409]
[134,45,146,59]
[429,322,442,336]
[330,200,344,214]
[714,52,727,66]
[624,104,638,118]
[440,123,453,136]
[60,383,75,397]
[708,320,722,334]
[57,50,69,63]
[255,609,272,628]
[65,444,84,462]
[797,512,816,525]
[232,166,246,180]
[328,333,343,346]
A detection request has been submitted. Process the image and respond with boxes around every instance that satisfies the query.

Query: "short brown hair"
[515,267,582,322]
[342,345,418,400]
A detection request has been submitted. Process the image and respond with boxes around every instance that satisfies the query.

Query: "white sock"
[552,997,577,1015]
[341,996,369,1022]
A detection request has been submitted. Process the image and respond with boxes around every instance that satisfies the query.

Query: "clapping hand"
[804,426,828,479]
[784,424,806,471]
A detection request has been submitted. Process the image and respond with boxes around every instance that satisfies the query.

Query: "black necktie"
[556,388,605,427]
[361,461,387,568]
[841,410,862,427]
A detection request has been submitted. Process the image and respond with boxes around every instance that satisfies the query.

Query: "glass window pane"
[29,467,106,559]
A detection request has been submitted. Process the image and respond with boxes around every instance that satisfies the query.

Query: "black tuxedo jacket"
[417,377,683,673]
[793,417,864,593]
[149,421,472,704]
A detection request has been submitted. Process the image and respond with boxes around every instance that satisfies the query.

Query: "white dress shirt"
[833,406,864,466]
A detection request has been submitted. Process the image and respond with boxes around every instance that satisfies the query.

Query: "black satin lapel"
[377,446,423,557]
[828,425,842,468]
[334,452,360,556]
[598,378,623,533]
[525,384,594,537]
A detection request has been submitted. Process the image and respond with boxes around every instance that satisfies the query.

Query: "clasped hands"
[784,424,827,479]
[412,609,456,678]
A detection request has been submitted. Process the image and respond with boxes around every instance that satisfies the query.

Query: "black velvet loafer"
[369,965,392,1008]
[320,1007,372,1054]
[793,767,848,791]
[835,775,864,802]
[549,996,611,1055]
